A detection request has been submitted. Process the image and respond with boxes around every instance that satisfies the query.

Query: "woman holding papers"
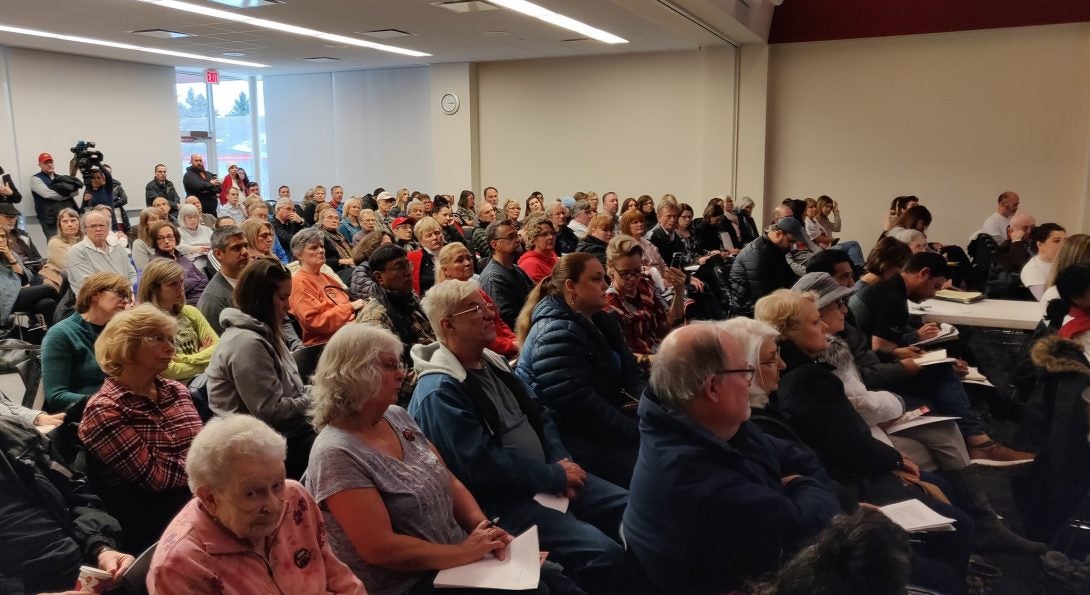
[755,289,977,594]
[796,273,1046,555]
[305,324,582,595]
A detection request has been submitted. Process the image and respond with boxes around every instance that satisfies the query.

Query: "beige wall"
[766,23,1090,250]
[0,47,178,246]
[477,47,737,205]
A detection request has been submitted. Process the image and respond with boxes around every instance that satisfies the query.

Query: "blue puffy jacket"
[515,294,645,486]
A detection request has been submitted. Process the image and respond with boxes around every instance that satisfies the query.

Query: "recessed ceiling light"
[223,51,247,56]
[130,28,191,39]
[359,29,414,39]
[432,1,499,13]
[486,0,627,44]
[141,0,431,57]
[303,56,339,63]
[0,23,267,67]
[207,0,285,7]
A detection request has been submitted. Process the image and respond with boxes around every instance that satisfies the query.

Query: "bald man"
[981,191,1020,244]
[624,323,839,593]
[988,210,1037,298]
[182,154,221,216]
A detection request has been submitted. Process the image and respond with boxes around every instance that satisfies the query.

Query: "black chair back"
[292,343,325,384]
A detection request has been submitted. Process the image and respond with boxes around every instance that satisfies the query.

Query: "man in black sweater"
[479,220,533,330]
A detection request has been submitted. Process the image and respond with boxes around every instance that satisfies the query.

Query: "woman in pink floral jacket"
[148,415,365,595]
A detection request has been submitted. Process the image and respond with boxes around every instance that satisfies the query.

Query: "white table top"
[911,298,1042,331]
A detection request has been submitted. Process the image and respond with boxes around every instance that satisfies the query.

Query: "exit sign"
[205,70,219,84]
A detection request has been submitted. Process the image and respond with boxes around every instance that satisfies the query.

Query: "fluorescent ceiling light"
[0,23,267,67]
[486,0,627,44]
[142,0,432,57]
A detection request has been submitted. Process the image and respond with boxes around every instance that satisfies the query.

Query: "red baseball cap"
[392,216,415,229]
[37,152,53,164]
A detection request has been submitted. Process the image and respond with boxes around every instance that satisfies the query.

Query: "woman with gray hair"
[148,414,365,595]
[306,324,575,594]
[734,196,760,246]
[289,227,364,346]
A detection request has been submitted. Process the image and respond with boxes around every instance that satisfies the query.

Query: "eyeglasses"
[612,268,641,280]
[716,367,755,383]
[103,288,132,303]
[378,359,406,374]
[758,347,781,368]
[447,303,490,319]
[157,234,176,242]
[142,335,173,346]
[384,260,413,273]
[836,297,850,310]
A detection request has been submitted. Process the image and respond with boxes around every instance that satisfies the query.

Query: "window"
[175,71,267,196]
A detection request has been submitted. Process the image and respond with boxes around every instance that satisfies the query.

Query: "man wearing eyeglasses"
[410,279,628,595]
[478,220,533,330]
[623,323,840,594]
[66,210,136,296]
[358,244,435,404]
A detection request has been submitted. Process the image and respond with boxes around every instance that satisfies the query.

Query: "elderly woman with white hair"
[306,324,577,594]
[289,228,365,346]
[77,303,203,552]
[147,415,365,595]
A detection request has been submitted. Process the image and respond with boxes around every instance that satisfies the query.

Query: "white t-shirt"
[1020,256,1053,299]
[1039,285,1060,317]
[981,212,1011,243]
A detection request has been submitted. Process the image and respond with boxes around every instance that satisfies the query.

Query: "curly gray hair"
[185,415,287,492]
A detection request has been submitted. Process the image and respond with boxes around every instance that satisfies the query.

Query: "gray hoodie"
[205,308,311,438]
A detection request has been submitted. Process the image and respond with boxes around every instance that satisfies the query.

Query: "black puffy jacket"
[515,294,645,486]
[728,235,794,317]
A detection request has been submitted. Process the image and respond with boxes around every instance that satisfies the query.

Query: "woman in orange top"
[288,228,364,345]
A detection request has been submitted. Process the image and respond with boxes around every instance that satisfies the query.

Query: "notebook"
[434,526,541,590]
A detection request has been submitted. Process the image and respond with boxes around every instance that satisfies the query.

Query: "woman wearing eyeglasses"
[41,272,132,417]
[603,235,685,367]
[289,228,365,346]
[150,220,208,305]
[755,288,977,594]
[205,258,315,479]
[77,303,203,552]
[136,259,218,383]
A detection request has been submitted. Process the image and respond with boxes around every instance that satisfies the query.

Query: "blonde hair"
[606,234,643,267]
[95,303,177,377]
[76,272,131,314]
[240,219,274,255]
[137,259,185,316]
[523,215,555,248]
[435,242,472,283]
[1046,233,1090,289]
[413,216,442,242]
[754,289,817,339]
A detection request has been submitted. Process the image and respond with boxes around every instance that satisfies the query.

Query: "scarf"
[1059,306,1090,340]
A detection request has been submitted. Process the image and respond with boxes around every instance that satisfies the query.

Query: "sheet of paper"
[533,493,570,513]
[913,349,955,366]
[961,366,995,387]
[885,415,961,434]
[879,499,957,533]
[913,323,959,347]
[434,526,541,590]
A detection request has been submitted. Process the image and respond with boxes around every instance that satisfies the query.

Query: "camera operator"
[182,154,220,215]
[80,165,126,232]
[0,165,22,205]
[29,153,79,239]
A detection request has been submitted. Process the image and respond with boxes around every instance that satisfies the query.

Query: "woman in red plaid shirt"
[78,303,204,552]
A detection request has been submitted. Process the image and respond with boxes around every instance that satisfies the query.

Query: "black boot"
[951,465,1047,555]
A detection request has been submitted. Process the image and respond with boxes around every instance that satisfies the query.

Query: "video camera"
[70,140,104,181]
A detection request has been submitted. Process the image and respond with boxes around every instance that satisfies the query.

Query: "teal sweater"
[41,312,107,413]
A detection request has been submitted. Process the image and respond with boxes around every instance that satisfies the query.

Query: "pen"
[486,516,500,528]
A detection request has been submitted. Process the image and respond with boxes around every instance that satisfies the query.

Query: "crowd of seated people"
[6,171,1090,595]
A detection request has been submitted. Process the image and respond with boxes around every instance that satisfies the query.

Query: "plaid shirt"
[604,275,672,356]
[78,376,203,492]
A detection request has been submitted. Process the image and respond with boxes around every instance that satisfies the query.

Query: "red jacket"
[517,249,557,285]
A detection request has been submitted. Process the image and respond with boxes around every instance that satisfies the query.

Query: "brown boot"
[968,440,1034,467]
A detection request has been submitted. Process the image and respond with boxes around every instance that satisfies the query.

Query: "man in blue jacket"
[624,322,841,595]
[409,279,627,595]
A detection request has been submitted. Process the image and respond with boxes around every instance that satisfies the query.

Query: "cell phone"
[670,253,684,270]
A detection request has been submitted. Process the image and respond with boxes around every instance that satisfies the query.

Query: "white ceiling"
[0,0,771,76]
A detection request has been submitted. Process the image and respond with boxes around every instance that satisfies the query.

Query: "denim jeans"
[485,473,628,595]
[831,240,866,267]
[899,365,985,437]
